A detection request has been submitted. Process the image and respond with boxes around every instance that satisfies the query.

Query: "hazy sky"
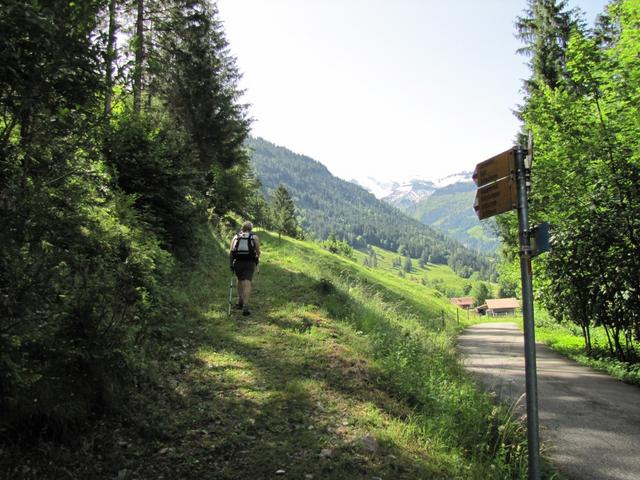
[217,0,609,183]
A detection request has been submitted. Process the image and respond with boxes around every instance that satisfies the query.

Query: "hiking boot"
[242,308,251,316]
[235,302,243,310]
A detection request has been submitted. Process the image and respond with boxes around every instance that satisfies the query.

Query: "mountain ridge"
[247,136,495,279]
[351,172,498,252]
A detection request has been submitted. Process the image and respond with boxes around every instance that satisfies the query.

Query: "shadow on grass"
[1,234,507,479]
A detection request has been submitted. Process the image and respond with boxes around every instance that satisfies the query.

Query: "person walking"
[229,221,261,316]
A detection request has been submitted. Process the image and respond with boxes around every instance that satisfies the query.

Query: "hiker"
[229,221,261,316]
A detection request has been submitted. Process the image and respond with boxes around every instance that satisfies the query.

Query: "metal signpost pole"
[514,146,541,480]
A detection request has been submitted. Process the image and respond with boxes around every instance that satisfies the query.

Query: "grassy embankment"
[498,309,640,386]
[5,228,551,479]
[525,312,640,386]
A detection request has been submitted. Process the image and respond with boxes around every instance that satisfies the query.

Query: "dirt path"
[458,322,640,480]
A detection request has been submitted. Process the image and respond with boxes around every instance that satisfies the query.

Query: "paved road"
[458,322,640,480]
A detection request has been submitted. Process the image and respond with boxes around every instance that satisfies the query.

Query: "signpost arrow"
[472,148,515,187]
[473,176,517,220]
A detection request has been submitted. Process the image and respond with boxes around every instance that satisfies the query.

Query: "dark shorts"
[234,260,255,281]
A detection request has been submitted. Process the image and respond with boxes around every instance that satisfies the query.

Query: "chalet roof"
[486,298,520,310]
[451,297,474,307]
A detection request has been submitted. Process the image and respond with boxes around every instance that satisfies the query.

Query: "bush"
[0,184,172,437]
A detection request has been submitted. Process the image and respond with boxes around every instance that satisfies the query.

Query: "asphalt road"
[458,322,640,480]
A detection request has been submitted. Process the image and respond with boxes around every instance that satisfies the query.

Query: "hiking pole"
[228,274,234,316]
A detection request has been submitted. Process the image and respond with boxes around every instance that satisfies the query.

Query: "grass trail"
[4,229,546,479]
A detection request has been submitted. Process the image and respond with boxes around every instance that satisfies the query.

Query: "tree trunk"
[105,0,117,116]
[603,323,614,356]
[612,325,625,361]
[133,0,144,114]
[581,323,592,356]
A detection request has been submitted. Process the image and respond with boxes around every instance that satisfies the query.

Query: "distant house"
[450,297,474,310]
[476,298,520,317]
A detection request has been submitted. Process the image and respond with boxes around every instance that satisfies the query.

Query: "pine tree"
[403,255,413,273]
[271,185,298,239]
[133,0,145,114]
[154,0,251,193]
[515,0,578,91]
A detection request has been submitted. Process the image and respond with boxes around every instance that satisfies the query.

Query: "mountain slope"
[409,182,499,252]
[247,137,493,278]
[382,177,499,252]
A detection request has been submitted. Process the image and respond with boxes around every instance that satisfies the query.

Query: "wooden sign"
[472,148,515,187]
[473,176,517,220]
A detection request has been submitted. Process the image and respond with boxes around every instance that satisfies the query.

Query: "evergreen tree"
[515,0,578,91]
[271,185,298,238]
[154,0,251,205]
[403,255,413,273]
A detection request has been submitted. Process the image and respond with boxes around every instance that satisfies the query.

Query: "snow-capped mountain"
[382,179,438,209]
[432,171,473,189]
[352,172,473,204]
[350,176,398,199]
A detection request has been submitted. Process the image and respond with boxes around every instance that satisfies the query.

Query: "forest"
[497,0,640,362]
[0,0,259,434]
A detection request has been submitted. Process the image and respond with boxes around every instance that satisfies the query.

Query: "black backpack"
[232,232,256,261]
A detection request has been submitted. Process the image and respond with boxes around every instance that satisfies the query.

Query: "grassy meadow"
[4,228,556,479]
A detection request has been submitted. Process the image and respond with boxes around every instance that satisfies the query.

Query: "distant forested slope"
[401,182,499,253]
[247,137,494,279]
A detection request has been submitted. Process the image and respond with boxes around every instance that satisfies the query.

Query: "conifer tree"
[371,250,378,268]
[403,255,413,273]
[271,185,298,238]
[154,0,250,192]
[515,0,577,91]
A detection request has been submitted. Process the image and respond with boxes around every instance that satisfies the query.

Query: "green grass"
[355,245,485,298]
[530,311,640,386]
[3,228,556,479]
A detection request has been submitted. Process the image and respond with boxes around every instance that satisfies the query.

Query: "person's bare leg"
[236,280,243,306]
[241,280,252,308]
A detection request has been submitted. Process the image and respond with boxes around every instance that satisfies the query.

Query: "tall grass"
[262,232,537,478]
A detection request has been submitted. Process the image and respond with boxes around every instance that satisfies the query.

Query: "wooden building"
[476,298,520,317]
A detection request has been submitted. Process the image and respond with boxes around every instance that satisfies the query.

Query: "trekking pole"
[228,274,234,316]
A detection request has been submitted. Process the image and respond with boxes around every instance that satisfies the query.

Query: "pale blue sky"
[217,0,610,183]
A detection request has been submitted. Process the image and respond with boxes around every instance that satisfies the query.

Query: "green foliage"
[532,310,640,386]
[322,233,353,258]
[0,0,257,437]
[270,184,299,238]
[504,0,640,362]
[104,112,200,253]
[472,283,491,307]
